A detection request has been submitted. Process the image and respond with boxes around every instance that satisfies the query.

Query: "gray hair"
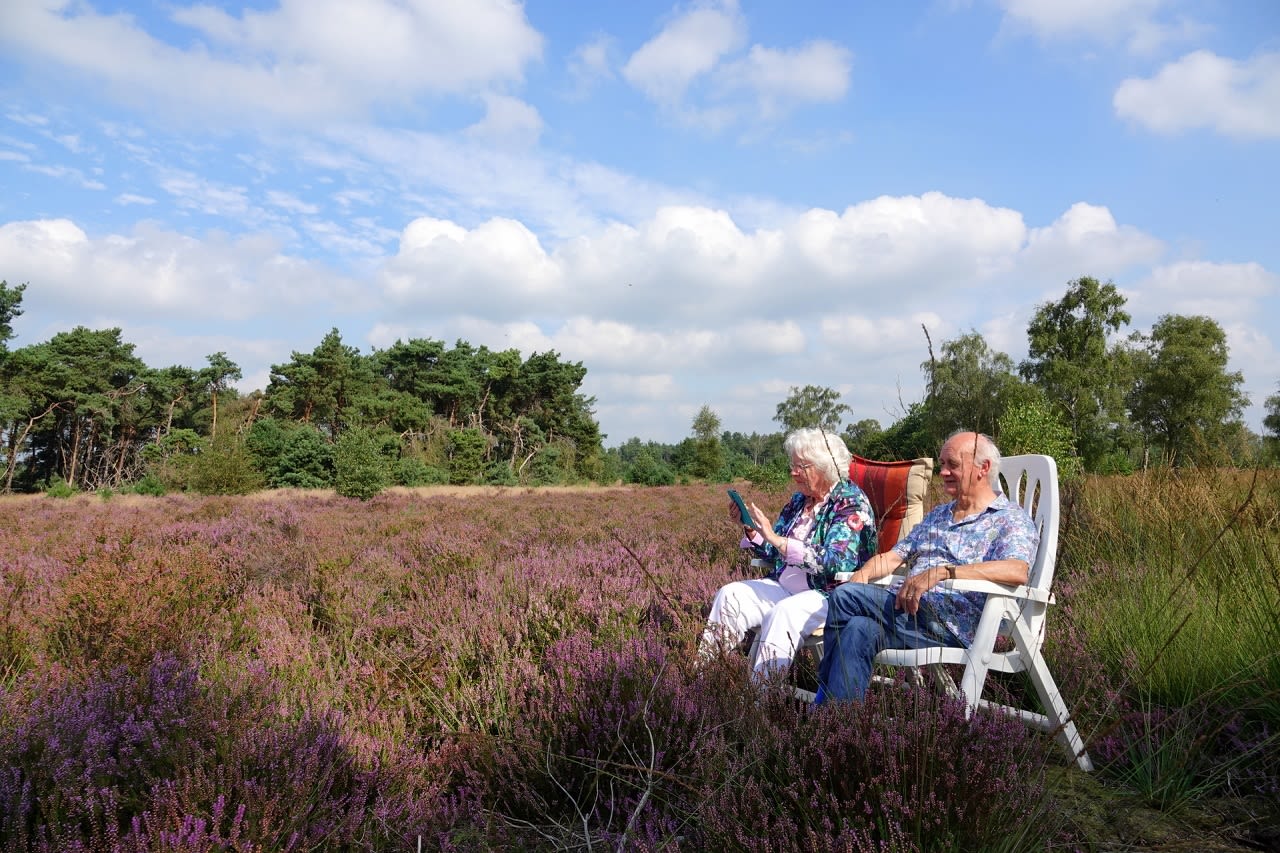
[944,430,1002,484]
[783,428,852,483]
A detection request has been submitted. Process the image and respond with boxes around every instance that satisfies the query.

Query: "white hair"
[783,428,852,482]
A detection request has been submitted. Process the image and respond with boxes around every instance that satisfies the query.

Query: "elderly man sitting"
[816,431,1038,703]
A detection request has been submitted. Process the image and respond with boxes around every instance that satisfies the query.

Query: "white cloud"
[567,34,616,98]
[589,372,679,402]
[621,2,852,128]
[996,0,1160,41]
[5,111,48,128]
[623,1,747,105]
[1128,260,1278,322]
[266,190,319,216]
[821,312,946,356]
[25,163,106,190]
[464,94,544,145]
[1,0,544,126]
[1114,51,1280,139]
[159,172,250,217]
[0,218,360,323]
[1018,202,1165,280]
[377,195,1164,331]
[115,193,156,206]
[718,41,851,117]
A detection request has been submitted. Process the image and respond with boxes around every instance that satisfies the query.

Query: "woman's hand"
[728,497,767,532]
[744,500,770,533]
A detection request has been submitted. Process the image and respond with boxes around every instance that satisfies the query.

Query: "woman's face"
[789,456,831,499]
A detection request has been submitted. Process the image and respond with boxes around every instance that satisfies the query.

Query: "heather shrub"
[441,630,1054,852]
[0,655,438,852]
[38,535,231,671]
[0,656,210,849]
[442,629,751,849]
[695,681,1054,853]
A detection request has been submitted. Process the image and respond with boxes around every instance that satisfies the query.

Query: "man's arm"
[848,550,907,583]
[895,558,1029,615]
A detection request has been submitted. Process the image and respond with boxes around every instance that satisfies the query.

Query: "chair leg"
[1007,620,1093,772]
[1025,655,1094,771]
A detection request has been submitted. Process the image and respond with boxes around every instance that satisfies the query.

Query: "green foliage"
[689,404,724,479]
[841,418,883,457]
[923,330,1037,446]
[744,457,790,489]
[526,441,576,485]
[44,479,77,499]
[1127,315,1248,466]
[624,448,676,486]
[860,402,934,461]
[447,428,489,485]
[997,397,1083,483]
[393,455,447,486]
[485,460,519,486]
[185,434,265,495]
[774,384,850,433]
[0,280,26,353]
[264,329,374,439]
[130,474,166,496]
[247,419,334,488]
[333,426,388,500]
[1021,277,1134,472]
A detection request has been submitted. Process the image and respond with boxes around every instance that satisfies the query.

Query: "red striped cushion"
[849,455,932,554]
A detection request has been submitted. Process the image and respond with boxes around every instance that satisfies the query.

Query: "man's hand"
[895,566,952,615]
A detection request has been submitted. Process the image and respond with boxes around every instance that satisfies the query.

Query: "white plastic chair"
[812,454,1093,771]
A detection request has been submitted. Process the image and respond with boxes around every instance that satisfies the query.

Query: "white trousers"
[700,578,828,675]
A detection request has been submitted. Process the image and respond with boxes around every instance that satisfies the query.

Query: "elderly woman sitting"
[699,428,877,677]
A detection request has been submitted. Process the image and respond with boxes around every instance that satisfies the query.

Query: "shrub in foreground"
[0,655,433,851]
[440,630,1054,851]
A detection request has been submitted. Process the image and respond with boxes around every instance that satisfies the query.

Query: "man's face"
[938,437,983,498]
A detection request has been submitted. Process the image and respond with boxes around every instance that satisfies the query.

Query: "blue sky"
[1,0,1277,444]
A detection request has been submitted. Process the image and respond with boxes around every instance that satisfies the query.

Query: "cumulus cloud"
[376,194,1175,338]
[1114,51,1280,139]
[0,218,360,323]
[377,193,1038,326]
[1127,260,1278,322]
[820,312,946,356]
[1017,202,1164,281]
[0,0,544,125]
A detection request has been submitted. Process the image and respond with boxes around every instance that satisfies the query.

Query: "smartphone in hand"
[727,489,760,529]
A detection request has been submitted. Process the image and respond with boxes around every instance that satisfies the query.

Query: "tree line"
[4,275,1279,497]
[0,281,603,497]
[613,277,1280,486]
